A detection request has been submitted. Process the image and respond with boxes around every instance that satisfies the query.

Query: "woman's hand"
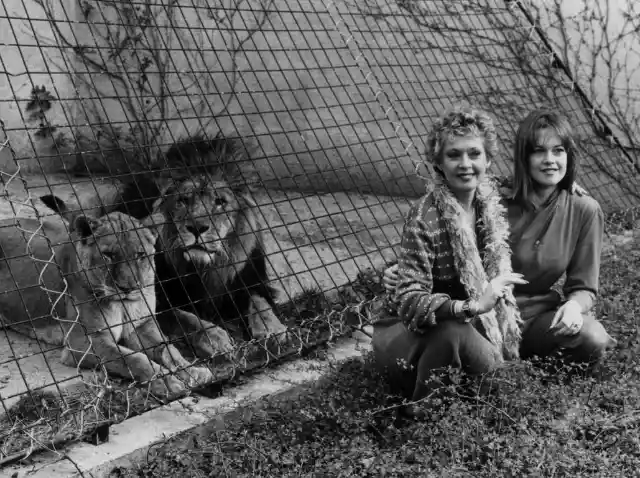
[550,300,584,336]
[571,182,589,196]
[384,265,528,315]
[383,264,400,293]
[477,273,528,315]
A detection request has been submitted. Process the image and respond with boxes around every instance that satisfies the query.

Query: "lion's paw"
[194,325,235,358]
[249,308,289,342]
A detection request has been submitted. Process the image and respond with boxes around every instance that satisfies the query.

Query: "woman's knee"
[573,317,616,362]
[371,324,397,370]
[371,323,421,398]
[437,321,502,374]
[371,322,419,373]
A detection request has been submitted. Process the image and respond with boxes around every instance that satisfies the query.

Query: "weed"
[108,243,640,477]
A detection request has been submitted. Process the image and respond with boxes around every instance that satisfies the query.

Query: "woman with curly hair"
[371,106,527,408]
[382,109,616,375]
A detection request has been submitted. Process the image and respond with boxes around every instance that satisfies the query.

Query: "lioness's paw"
[194,326,235,358]
[148,374,187,398]
[178,365,213,388]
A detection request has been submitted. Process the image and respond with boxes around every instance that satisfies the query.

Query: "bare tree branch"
[355,0,640,200]
[29,0,272,173]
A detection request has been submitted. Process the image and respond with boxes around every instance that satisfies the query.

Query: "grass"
[105,240,640,478]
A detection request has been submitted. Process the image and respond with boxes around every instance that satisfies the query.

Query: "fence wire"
[0,0,638,466]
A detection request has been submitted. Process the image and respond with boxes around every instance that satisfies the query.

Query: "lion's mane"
[104,135,278,339]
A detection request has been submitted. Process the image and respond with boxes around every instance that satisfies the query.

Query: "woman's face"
[438,135,490,195]
[528,128,568,190]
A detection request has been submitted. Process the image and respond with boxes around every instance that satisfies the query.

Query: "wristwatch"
[461,299,477,322]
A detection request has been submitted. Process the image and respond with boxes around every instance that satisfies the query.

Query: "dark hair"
[512,109,578,209]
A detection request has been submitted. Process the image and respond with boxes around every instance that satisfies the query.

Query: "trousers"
[372,307,616,401]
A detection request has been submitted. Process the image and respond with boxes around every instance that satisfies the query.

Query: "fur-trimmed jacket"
[390,179,523,360]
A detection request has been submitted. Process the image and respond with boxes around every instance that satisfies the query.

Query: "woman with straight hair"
[383,109,616,366]
[371,105,527,409]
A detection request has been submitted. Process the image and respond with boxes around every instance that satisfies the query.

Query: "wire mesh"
[0,0,638,465]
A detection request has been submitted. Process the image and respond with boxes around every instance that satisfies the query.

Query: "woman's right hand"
[477,273,528,314]
[571,182,589,197]
[383,263,400,293]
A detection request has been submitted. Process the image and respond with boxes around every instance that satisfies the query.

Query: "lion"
[41,135,288,360]
[0,199,212,397]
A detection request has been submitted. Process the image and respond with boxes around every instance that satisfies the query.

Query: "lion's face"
[73,212,158,301]
[159,175,244,267]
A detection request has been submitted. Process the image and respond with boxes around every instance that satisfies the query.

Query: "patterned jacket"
[393,192,488,333]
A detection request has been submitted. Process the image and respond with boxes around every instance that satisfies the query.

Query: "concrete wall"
[0,0,426,197]
[539,0,640,146]
[0,0,79,174]
[1,0,638,208]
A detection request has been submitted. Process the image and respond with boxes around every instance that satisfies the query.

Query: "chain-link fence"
[0,0,638,465]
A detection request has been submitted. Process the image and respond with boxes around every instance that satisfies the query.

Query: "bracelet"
[454,300,467,320]
[469,299,480,316]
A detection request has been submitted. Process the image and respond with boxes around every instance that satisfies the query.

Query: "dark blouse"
[506,189,604,318]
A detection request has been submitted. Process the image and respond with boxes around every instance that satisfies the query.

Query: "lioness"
[0,200,212,397]
[55,135,289,359]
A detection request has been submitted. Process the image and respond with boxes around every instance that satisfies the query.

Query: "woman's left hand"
[549,300,584,336]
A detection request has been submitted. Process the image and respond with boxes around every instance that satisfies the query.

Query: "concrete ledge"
[5,328,373,478]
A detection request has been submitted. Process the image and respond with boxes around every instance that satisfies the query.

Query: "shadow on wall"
[1,0,428,199]
[8,0,633,204]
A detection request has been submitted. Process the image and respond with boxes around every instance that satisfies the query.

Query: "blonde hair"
[425,105,498,171]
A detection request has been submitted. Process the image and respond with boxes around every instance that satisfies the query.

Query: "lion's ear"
[74,215,95,240]
[40,194,68,214]
[40,194,77,225]
[140,212,164,241]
